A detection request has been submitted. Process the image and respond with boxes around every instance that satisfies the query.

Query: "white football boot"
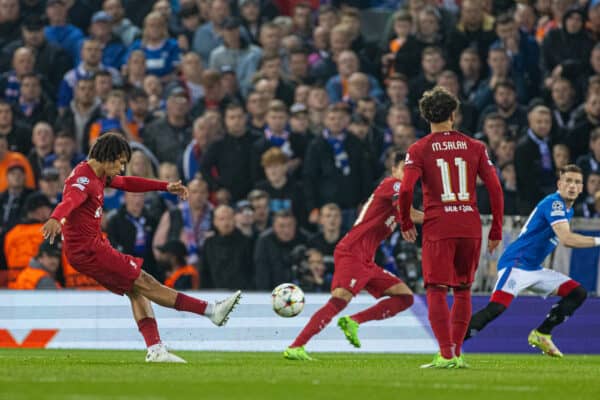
[145,343,187,363]
[208,290,242,326]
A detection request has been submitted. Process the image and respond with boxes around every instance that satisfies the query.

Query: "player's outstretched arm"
[110,176,188,200]
[42,218,62,245]
[552,221,600,248]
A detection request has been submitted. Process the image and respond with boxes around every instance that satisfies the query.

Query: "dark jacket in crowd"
[303,133,372,212]
[250,132,309,183]
[201,131,257,202]
[142,118,192,164]
[201,228,255,289]
[106,206,160,280]
[254,228,307,290]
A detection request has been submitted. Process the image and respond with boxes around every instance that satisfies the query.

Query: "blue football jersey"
[498,192,573,271]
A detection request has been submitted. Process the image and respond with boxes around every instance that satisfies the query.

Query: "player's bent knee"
[383,282,413,297]
[133,271,160,293]
[331,287,353,302]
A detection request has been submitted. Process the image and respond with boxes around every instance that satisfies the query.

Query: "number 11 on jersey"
[436,157,470,202]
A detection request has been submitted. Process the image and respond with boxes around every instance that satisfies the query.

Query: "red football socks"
[351,294,414,324]
[450,288,472,357]
[426,286,454,359]
[290,297,348,348]
[174,293,208,315]
[137,317,161,347]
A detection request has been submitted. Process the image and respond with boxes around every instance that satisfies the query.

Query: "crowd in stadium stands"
[2,0,600,292]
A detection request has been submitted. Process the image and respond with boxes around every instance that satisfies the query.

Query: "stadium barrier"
[478,217,600,294]
[1,292,599,354]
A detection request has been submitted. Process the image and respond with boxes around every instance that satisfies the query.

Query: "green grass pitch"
[1,349,599,400]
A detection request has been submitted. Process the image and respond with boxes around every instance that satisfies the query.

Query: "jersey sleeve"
[50,175,90,222]
[109,176,168,192]
[404,142,424,173]
[542,198,569,226]
[477,143,504,240]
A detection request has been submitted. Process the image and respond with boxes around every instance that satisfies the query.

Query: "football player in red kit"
[399,87,504,368]
[284,150,424,360]
[42,133,241,363]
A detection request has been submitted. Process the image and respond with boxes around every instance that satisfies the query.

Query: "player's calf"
[536,283,586,335]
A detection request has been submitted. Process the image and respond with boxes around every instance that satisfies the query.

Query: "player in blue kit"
[465,165,594,357]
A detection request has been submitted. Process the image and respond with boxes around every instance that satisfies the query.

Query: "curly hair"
[88,132,132,163]
[418,86,459,124]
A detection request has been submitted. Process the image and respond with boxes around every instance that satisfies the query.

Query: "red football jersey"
[51,162,167,259]
[400,131,503,240]
[338,177,402,256]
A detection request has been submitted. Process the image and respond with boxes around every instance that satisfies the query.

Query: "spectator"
[458,47,483,102]
[0,0,22,51]
[103,0,140,47]
[494,136,516,166]
[384,10,421,79]
[245,90,268,137]
[392,124,417,154]
[88,90,140,147]
[293,247,330,293]
[311,24,352,84]
[201,204,254,289]
[181,116,210,183]
[142,74,164,115]
[57,39,121,111]
[3,192,53,287]
[0,47,36,104]
[475,112,508,156]
[251,100,306,182]
[308,25,329,68]
[576,128,600,179]
[126,87,155,130]
[541,7,594,79]
[0,162,35,245]
[234,199,255,238]
[106,191,161,280]
[568,91,600,161]
[128,11,181,80]
[408,46,445,109]
[54,77,102,152]
[254,147,305,224]
[27,122,55,181]
[479,80,529,137]
[306,203,342,276]
[44,131,86,170]
[257,51,295,106]
[435,69,478,134]
[254,210,307,290]
[44,0,85,64]
[202,102,256,202]
[492,12,540,98]
[307,86,329,133]
[0,15,72,97]
[190,69,228,119]
[445,0,497,70]
[143,88,192,164]
[550,77,578,133]
[52,157,71,189]
[575,171,600,217]
[382,74,409,113]
[257,21,284,61]
[94,69,115,103]
[154,162,179,212]
[12,239,62,290]
[248,189,271,233]
[0,100,31,155]
[0,135,36,193]
[192,0,230,65]
[85,11,127,70]
[553,143,571,172]
[175,52,205,105]
[326,51,383,104]
[304,103,372,230]
[515,105,557,214]
[153,178,213,266]
[176,3,202,53]
[239,0,263,45]
[499,161,519,215]
[38,167,61,206]
[156,239,199,290]
[209,16,262,94]
[121,49,146,90]
[13,73,57,129]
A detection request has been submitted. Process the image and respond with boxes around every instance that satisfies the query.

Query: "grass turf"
[1,350,599,400]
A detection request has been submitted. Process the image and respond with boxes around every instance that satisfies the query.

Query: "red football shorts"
[421,237,481,288]
[65,241,143,295]
[331,246,402,298]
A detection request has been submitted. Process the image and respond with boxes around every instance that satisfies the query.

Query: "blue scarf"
[180,201,212,265]
[19,99,38,117]
[4,71,20,104]
[264,126,294,157]
[182,139,201,182]
[99,118,122,134]
[323,129,350,176]
[527,129,552,171]
[125,213,147,256]
[379,232,401,275]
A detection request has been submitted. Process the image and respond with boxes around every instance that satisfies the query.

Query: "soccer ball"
[271,283,305,317]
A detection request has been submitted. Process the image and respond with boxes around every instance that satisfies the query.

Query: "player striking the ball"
[284,150,424,360]
[43,133,241,363]
[465,164,589,358]
[399,87,504,368]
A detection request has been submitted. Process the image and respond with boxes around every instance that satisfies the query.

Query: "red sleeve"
[109,176,168,192]
[398,167,420,231]
[477,145,504,240]
[50,185,88,222]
